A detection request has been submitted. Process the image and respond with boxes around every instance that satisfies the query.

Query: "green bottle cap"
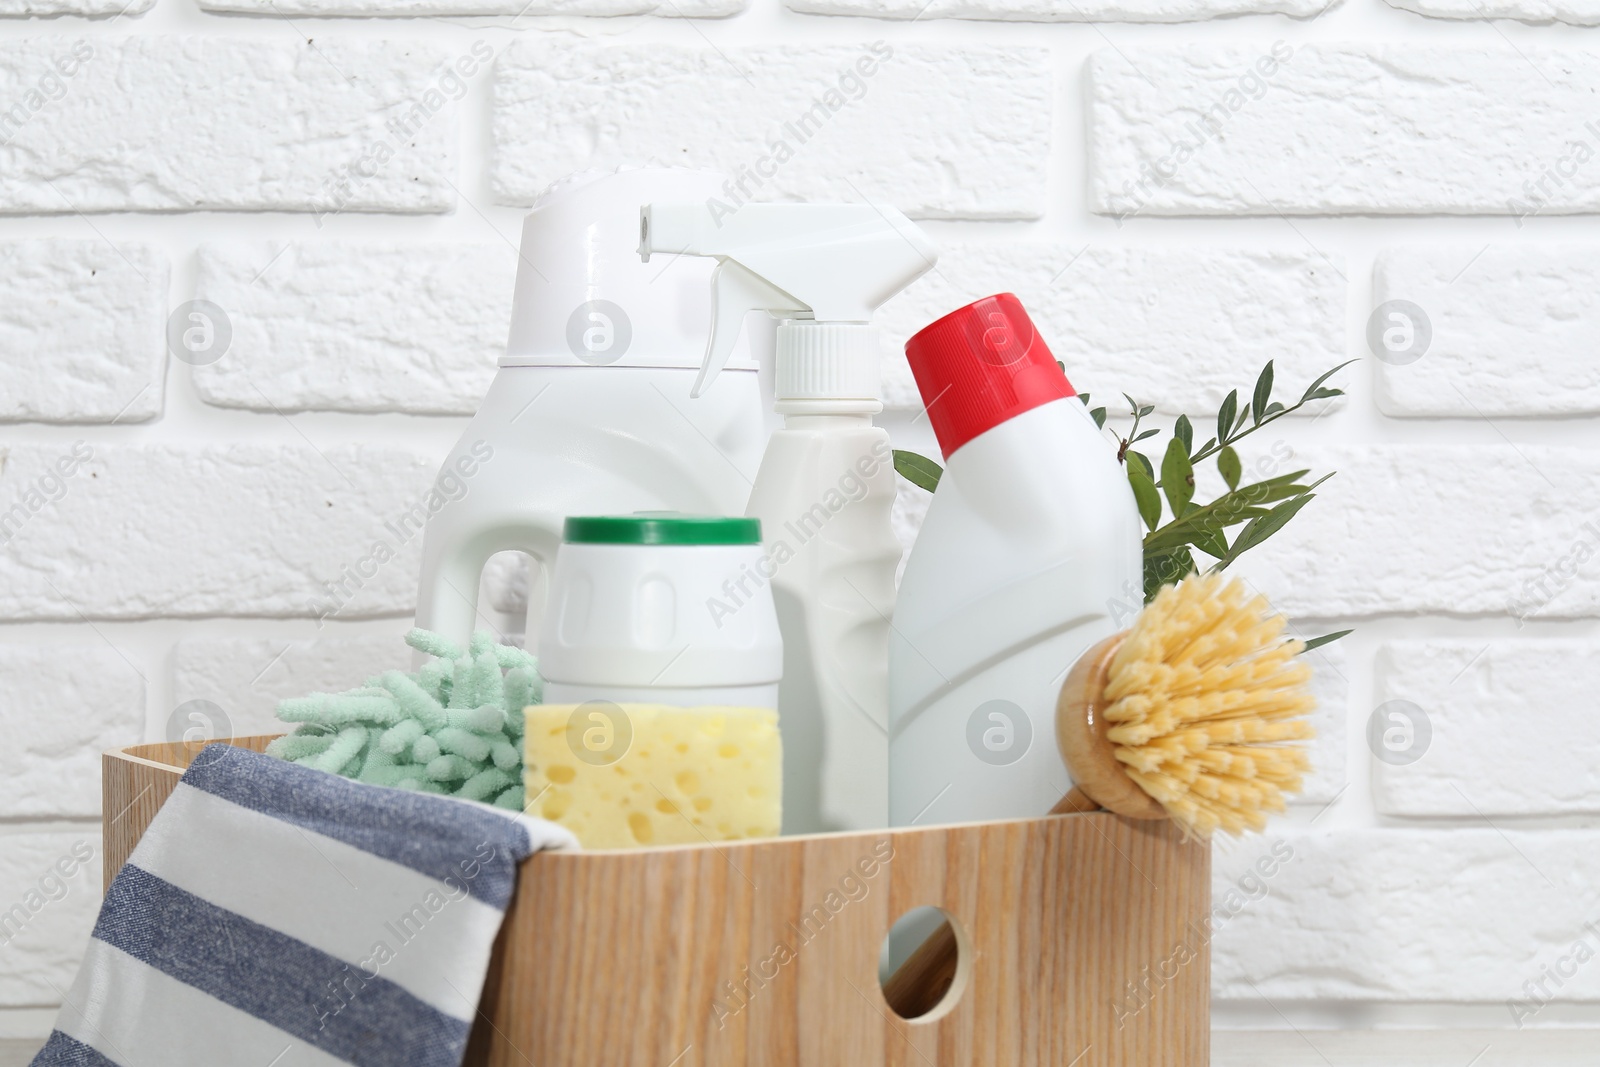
[562,513,762,546]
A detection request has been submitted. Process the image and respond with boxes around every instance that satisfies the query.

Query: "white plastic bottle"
[539,514,783,709]
[415,170,767,648]
[639,203,937,833]
[889,294,1144,826]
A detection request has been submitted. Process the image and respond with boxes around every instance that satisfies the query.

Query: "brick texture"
[878,244,1344,413]
[191,243,514,415]
[493,42,1052,219]
[0,445,441,620]
[0,241,166,424]
[1214,829,1600,1002]
[1233,445,1600,619]
[1089,45,1600,217]
[0,646,145,819]
[0,38,456,215]
[1373,640,1600,817]
[0,832,102,1008]
[1373,245,1600,417]
[172,632,414,738]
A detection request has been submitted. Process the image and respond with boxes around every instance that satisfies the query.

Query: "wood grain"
[1057,633,1165,821]
[105,740,1211,1067]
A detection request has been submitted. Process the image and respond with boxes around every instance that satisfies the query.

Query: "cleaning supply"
[889,293,1144,827]
[415,168,767,650]
[1054,571,1315,834]
[267,628,537,809]
[538,514,782,708]
[639,202,937,834]
[37,744,574,1067]
[524,703,782,850]
[882,573,1317,1018]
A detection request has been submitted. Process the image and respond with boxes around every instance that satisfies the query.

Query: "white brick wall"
[192,243,515,414]
[171,632,412,737]
[493,42,1053,218]
[0,242,167,424]
[0,39,457,214]
[1215,829,1600,1001]
[1234,445,1600,619]
[1385,0,1600,22]
[877,245,1344,412]
[1,0,1597,1044]
[0,833,102,1006]
[0,445,438,620]
[0,648,144,819]
[1373,640,1600,817]
[1373,245,1600,416]
[788,0,1329,19]
[1089,45,1600,217]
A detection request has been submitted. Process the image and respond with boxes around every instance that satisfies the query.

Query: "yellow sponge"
[524,704,782,850]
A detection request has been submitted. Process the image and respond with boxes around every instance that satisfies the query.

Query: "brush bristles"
[1101,572,1315,838]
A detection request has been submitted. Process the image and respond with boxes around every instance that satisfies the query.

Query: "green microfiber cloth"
[265,629,538,810]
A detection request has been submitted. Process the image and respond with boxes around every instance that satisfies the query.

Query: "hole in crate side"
[878,906,969,1022]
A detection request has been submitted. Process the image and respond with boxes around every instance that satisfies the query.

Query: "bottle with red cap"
[888,294,1143,826]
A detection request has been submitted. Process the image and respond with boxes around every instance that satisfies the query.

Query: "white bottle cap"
[773,322,881,413]
[503,168,758,376]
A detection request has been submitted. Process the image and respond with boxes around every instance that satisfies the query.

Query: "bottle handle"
[414,514,564,652]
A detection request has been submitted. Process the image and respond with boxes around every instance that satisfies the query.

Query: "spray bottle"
[414,169,767,650]
[639,202,937,832]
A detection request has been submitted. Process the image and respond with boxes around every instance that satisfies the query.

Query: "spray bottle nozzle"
[638,203,937,400]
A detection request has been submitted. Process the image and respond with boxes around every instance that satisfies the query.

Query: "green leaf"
[1252,361,1274,426]
[1058,361,1068,375]
[1141,470,1313,557]
[1262,401,1285,420]
[1298,359,1359,405]
[1090,407,1108,430]
[1222,493,1316,565]
[1190,524,1230,560]
[1218,445,1242,490]
[1217,390,1238,445]
[1128,464,1162,531]
[1302,387,1343,402]
[1174,415,1193,455]
[1133,428,1160,442]
[1301,629,1353,653]
[1127,451,1155,480]
[1196,437,1217,456]
[1139,404,1155,418]
[1143,548,1196,602]
[893,449,942,493]
[1233,401,1252,434]
[1160,437,1195,517]
[1079,392,1091,406]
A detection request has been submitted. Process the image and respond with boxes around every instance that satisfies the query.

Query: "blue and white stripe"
[34,744,574,1067]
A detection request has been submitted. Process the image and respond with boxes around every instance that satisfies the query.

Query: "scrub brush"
[882,573,1316,1017]
[1052,570,1315,835]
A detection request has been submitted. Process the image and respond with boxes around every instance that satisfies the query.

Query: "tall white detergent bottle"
[889,294,1143,826]
[415,169,767,648]
[639,203,937,832]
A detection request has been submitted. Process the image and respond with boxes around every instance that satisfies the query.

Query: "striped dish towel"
[34,744,574,1067]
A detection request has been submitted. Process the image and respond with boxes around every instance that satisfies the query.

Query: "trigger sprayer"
[639,201,937,833]
[639,203,936,405]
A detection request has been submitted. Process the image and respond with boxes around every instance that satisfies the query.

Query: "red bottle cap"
[904,293,1076,459]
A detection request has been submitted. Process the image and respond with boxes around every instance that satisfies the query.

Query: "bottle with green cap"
[537,513,783,708]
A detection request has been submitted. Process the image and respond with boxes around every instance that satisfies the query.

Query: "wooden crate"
[105,739,1210,1067]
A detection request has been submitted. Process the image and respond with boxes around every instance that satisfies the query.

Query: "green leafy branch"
[891,359,1357,652]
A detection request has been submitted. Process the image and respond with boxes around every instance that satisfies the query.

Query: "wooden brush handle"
[881,633,1165,1012]
[1055,633,1166,821]
[1049,785,1101,816]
